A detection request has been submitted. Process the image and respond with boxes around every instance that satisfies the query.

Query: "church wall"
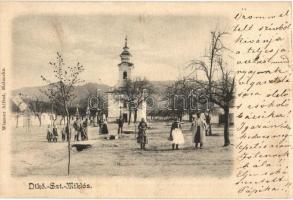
[107,92,147,123]
[118,65,132,87]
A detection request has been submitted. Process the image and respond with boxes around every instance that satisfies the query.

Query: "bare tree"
[188,31,235,146]
[41,52,84,175]
[188,31,228,101]
[211,58,235,146]
[28,97,47,127]
[11,97,23,128]
[164,79,189,121]
[164,78,205,122]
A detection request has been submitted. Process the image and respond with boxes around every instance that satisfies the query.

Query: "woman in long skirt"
[101,119,109,135]
[46,125,52,142]
[192,113,206,149]
[73,119,80,141]
[137,118,148,150]
[169,118,184,150]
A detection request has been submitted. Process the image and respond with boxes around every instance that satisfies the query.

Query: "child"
[169,118,184,150]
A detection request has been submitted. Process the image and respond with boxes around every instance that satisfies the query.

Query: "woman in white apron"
[169,118,185,150]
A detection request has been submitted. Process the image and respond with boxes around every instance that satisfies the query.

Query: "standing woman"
[82,118,88,140]
[46,125,52,142]
[137,118,148,150]
[192,113,206,149]
[73,118,79,141]
[101,119,109,135]
[169,118,185,150]
[61,126,66,142]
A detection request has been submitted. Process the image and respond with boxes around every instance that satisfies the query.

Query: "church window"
[123,71,127,79]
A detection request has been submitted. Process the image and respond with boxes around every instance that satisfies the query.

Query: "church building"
[107,37,147,122]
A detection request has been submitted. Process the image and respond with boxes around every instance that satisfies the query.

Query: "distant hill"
[151,80,174,86]
[150,80,174,95]
[11,82,111,104]
[11,80,173,104]
[12,85,48,100]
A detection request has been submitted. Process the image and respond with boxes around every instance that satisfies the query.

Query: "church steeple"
[120,36,132,63]
[118,36,134,87]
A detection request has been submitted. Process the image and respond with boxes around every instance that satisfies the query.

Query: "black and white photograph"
[10,14,235,177]
[0,2,292,199]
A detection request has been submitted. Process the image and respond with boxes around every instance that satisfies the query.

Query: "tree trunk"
[53,115,57,126]
[223,106,230,146]
[128,109,132,125]
[66,115,71,175]
[208,123,212,136]
[207,113,212,136]
[96,114,98,127]
[60,116,65,125]
[16,115,19,128]
[134,109,138,123]
[189,112,193,122]
[64,106,71,175]
[38,115,42,127]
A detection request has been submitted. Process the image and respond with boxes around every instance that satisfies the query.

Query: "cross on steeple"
[124,36,128,48]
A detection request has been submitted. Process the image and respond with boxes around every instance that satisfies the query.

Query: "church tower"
[107,36,146,122]
[118,37,134,87]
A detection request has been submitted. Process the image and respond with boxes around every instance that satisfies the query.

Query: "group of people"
[136,113,208,150]
[46,125,59,142]
[46,118,89,143]
[46,115,111,143]
[72,118,89,141]
[169,113,208,150]
[46,113,210,150]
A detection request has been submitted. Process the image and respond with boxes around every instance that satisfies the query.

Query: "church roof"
[120,36,132,57]
[120,50,131,57]
[118,62,133,67]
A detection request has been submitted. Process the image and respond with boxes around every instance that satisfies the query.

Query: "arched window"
[123,71,127,79]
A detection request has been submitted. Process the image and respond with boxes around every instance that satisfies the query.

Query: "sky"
[12,14,231,90]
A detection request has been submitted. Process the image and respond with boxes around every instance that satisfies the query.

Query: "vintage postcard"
[0,1,292,198]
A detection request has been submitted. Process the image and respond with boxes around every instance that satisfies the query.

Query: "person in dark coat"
[137,118,148,150]
[73,119,80,141]
[117,117,124,135]
[61,126,66,142]
[46,125,52,142]
[97,117,103,134]
[66,125,70,142]
[81,119,88,140]
[52,125,58,137]
[101,120,109,135]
